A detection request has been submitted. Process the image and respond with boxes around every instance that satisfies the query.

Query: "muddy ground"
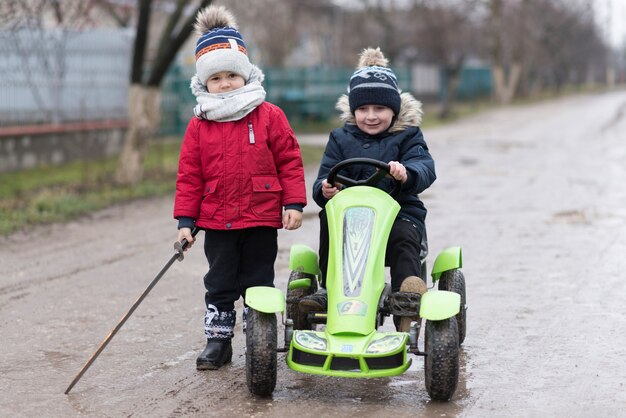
[1,90,626,417]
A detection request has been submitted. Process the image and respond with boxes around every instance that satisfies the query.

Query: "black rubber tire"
[245,308,277,396]
[438,269,467,345]
[286,271,317,330]
[424,318,459,401]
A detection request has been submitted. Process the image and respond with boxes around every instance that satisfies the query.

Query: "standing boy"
[174,6,306,370]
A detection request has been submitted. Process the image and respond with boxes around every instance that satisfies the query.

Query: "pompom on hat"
[194,6,252,84]
[348,47,401,115]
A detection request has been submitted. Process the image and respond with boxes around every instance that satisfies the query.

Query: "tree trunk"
[115,84,161,185]
[439,67,461,119]
[493,63,522,104]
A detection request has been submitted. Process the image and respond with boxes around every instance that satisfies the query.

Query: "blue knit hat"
[194,6,252,84]
[348,48,401,115]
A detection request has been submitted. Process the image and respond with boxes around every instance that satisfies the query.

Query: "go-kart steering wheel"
[326,157,402,197]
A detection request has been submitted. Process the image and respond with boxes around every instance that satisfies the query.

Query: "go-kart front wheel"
[286,271,317,330]
[438,269,466,344]
[424,317,459,401]
[245,308,277,396]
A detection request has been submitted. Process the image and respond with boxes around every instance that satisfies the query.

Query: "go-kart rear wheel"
[438,269,466,344]
[245,308,277,396]
[424,317,459,401]
[286,271,317,330]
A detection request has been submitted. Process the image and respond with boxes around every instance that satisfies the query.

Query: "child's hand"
[283,209,303,230]
[388,161,408,183]
[177,227,195,251]
[321,179,341,199]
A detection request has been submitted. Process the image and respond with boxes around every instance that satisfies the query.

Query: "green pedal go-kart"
[244,158,466,401]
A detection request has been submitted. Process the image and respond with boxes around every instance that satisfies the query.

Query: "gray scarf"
[190,64,266,122]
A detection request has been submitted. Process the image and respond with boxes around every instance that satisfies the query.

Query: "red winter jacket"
[174,102,307,230]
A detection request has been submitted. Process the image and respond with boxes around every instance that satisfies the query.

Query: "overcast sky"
[593,0,625,47]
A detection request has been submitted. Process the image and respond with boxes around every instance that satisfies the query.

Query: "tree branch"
[155,0,186,60]
[131,0,152,84]
[147,0,213,87]
[92,0,132,27]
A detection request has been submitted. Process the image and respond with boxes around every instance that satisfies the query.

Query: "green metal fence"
[264,67,413,122]
[441,67,493,100]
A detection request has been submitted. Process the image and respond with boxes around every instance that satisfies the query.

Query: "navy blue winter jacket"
[313,118,436,239]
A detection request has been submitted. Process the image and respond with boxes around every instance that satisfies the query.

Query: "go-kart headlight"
[365,335,404,354]
[294,331,327,351]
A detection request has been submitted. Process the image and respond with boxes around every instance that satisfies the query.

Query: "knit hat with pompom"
[348,47,401,115]
[194,5,252,84]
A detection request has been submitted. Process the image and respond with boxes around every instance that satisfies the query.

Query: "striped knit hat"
[348,48,401,115]
[194,6,252,84]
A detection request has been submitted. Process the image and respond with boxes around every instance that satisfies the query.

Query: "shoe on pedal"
[298,288,328,313]
[396,276,426,333]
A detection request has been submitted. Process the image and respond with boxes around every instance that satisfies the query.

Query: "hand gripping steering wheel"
[326,157,402,197]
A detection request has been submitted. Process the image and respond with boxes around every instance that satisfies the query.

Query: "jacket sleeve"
[313,132,344,208]
[267,106,307,208]
[400,128,436,195]
[173,118,204,220]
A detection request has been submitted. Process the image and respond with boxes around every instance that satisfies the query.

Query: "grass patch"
[0,140,325,236]
[299,143,325,166]
[291,117,342,134]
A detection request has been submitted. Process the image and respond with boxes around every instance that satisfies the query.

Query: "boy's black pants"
[203,227,277,311]
[318,209,422,292]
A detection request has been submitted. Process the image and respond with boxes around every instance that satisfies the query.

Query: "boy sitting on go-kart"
[299,47,435,331]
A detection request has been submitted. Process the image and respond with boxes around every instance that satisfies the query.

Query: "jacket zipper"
[248,121,255,144]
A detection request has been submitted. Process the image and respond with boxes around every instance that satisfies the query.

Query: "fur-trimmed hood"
[335,92,423,133]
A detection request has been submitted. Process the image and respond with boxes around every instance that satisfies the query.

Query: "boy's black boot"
[196,339,233,370]
[298,288,328,313]
[197,304,236,370]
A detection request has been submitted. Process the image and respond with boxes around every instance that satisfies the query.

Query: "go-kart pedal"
[390,276,426,332]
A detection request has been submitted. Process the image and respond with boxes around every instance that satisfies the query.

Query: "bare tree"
[226,0,345,67]
[114,0,212,185]
[518,0,605,93]
[409,0,481,118]
[0,0,98,123]
[92,0,134,27]
[228,0,299,66]
[489,0,524,104]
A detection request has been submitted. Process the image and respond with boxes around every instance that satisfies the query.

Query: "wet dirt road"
[1,90,626,417]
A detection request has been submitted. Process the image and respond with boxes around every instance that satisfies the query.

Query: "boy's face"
[206,71,245,93]
[354,105,394,135]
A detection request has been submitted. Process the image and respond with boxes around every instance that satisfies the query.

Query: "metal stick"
[65,227,199,394]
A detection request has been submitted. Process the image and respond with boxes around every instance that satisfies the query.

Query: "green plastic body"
[419,290,460,320]
[431,246,463,283]
[245,286,285,313]
[287,186,412,377]
[287,330,411,377]
[324,186,399,336]
[288,278,312,291]
[288,244,322,276]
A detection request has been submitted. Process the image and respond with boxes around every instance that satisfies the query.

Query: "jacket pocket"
[250,175,283,219]
[201,177,220,219]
